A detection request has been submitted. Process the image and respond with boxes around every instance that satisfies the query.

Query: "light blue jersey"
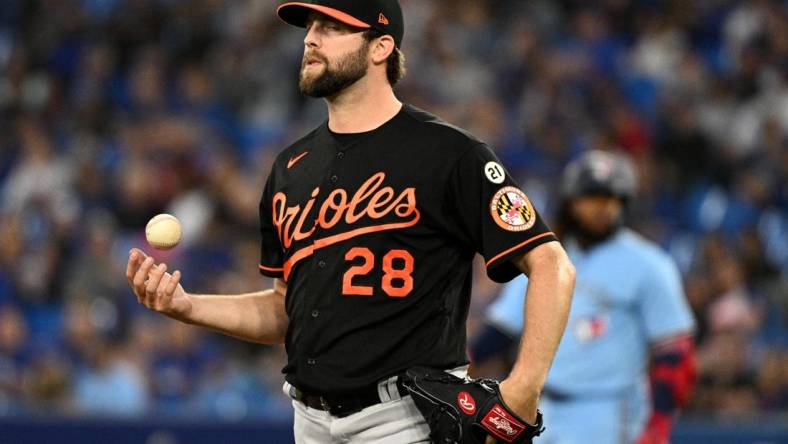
[488,228,695,395]
[487,229,695,443]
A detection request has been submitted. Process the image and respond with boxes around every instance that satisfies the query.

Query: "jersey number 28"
[342,247,414,298]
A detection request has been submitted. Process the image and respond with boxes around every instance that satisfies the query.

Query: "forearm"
[509,244,575,391]
[187,288,288,345]
[127,249,289,345]
[637,334,697,444]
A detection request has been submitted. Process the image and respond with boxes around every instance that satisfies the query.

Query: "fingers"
[145,263,167,306]
[126,253,137,284]
[156,271,172,310]
[158,270,182,310]
[126,249,147,285]
[130,248,148,261]
[132,256,156,301]
[165,270,181,296]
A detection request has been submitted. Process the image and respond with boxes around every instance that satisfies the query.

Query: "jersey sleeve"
[637,253,695,341]
[486,275,529,337]
[443,143,558,283]
[259,168,284,278]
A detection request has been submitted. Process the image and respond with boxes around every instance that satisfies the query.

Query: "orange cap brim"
[277,2,372,29]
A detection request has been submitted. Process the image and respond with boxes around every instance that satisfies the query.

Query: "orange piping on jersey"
[282,212,421,281]
[259,264,284,273]
[485,232,556,268]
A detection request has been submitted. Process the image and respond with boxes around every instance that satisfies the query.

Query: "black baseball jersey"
[259,104,557,395]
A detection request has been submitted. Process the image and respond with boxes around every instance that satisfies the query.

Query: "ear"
[370,35,395,65]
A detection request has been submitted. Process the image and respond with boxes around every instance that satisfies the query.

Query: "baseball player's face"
[569,195,622,236]
[299,14,371,98]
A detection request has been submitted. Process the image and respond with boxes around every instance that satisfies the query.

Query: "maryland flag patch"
[490,186,536,232]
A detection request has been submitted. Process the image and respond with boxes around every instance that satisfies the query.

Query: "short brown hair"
[363,30,406,86]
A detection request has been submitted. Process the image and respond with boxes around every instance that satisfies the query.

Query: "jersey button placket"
[304,150,341,369]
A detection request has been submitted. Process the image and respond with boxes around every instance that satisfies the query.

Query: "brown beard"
[299,41,370,98]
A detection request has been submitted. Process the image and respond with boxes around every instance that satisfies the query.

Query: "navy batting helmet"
[560,150,637,201]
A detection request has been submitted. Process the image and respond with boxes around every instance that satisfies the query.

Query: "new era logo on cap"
[277,0,404,47]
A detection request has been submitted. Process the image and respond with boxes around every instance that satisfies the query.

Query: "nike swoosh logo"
[287,151,309,169]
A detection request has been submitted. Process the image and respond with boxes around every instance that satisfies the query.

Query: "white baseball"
[145,214,182,250]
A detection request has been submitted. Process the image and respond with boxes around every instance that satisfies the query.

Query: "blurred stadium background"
[0,0,785,443]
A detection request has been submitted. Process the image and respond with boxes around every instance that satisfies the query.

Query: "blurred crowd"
[0,0,785,421]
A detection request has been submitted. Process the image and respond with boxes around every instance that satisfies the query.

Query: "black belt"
[291,377,410,418]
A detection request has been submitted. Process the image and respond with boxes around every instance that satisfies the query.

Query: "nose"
[304,24,320,49]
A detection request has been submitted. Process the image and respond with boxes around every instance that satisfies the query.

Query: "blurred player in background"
[472,150,697,444]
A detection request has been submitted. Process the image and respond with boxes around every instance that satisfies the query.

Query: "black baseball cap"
[277,0,404,48]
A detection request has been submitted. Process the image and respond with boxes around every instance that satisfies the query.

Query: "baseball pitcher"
[126,1,576,442]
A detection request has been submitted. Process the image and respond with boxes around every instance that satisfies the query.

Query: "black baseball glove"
[400,366,544,444]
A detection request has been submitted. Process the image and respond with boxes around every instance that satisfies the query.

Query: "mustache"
[302,52,328,67]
